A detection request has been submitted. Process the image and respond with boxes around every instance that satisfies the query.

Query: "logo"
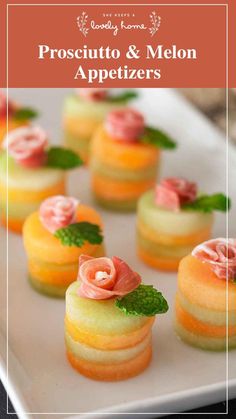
[76,11,161,38]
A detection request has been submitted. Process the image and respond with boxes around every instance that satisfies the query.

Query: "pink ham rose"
[192,238,236,281]
[0,92,15,118]
[155,177,197,211]
[105,108,145,142]
[3,126,48,168]
[77,255,141,300]
[77,88,108,102]
[39,195,79,234]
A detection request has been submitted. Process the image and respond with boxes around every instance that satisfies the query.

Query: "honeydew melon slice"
[65,331,151,365]
[175,297,236,338]
[175,320,236,351]
[91,158,158,182]
[0,151,64,190]
[66,281,150,335]
[177,290,236,326]
[137,231,193,259]
[63,95,125,121]
[63,131,91,163]
[138,190,213,236]
[67,344,152,381]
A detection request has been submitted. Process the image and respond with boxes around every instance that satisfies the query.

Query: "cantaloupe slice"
[28,244,105,286]
[175,320,236,351]
[91,158,157,182]
[65,331,151,364]
[66,344,152,381]
[92,174,155,201]
[65,315,154,350]
[1,215,24,234]
[138,247,180,271]
[175,297,236,338]
[91,126,160,170]
[28,275,68,298]
[178,255,236,311]
[23,204,104,264]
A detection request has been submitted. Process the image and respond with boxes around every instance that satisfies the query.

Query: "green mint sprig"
[54,222,103,247]
[115,284,169,317]
[107,91,138,103]
[140,126,177,149]
[183,193,231,213]
[46,146,83,170]
[13,107,38,120]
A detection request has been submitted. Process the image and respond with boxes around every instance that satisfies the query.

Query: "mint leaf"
[54,222,103,247]
[108,91,138,103]
[140,126,177,149]
[183,193,231,213]
[14,107,38,120]
[46,146,83,170]
[115,284,169,317]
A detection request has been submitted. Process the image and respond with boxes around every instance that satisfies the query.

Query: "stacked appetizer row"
[0,89,235,384]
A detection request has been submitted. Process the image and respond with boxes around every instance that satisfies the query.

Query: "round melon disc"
[138,190,213,236]
[63,95,125,121]
[66,281,150,336]
[0,151,64,190]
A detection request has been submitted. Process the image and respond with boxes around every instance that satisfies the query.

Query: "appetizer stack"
[65,255,168,380]
[23,195,105,297]
[0,126,82,232]
[175,238,236,350]
[91,108,176,211]
[137,177,230,271]
[1,88,234,388]
[63,89,137,163]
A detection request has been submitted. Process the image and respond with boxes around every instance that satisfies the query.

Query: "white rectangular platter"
[0,88,236,418]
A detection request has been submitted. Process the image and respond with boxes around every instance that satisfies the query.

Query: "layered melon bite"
[23,195,105,298]
[175,238,236,351]
[137,177,230,271]
[63,88,137,163]
[0,125,83,233]
[65,255,168,381]
[0,91,37,145]
[90,108,177,212]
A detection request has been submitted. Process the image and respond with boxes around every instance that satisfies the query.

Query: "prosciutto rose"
[3,126,48,168]
[192,238,236,281]
[39,195,79,234]
[105,109,145,141]
[155,177,197,211]
[77,255,141,300]
[77,88,108,102]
